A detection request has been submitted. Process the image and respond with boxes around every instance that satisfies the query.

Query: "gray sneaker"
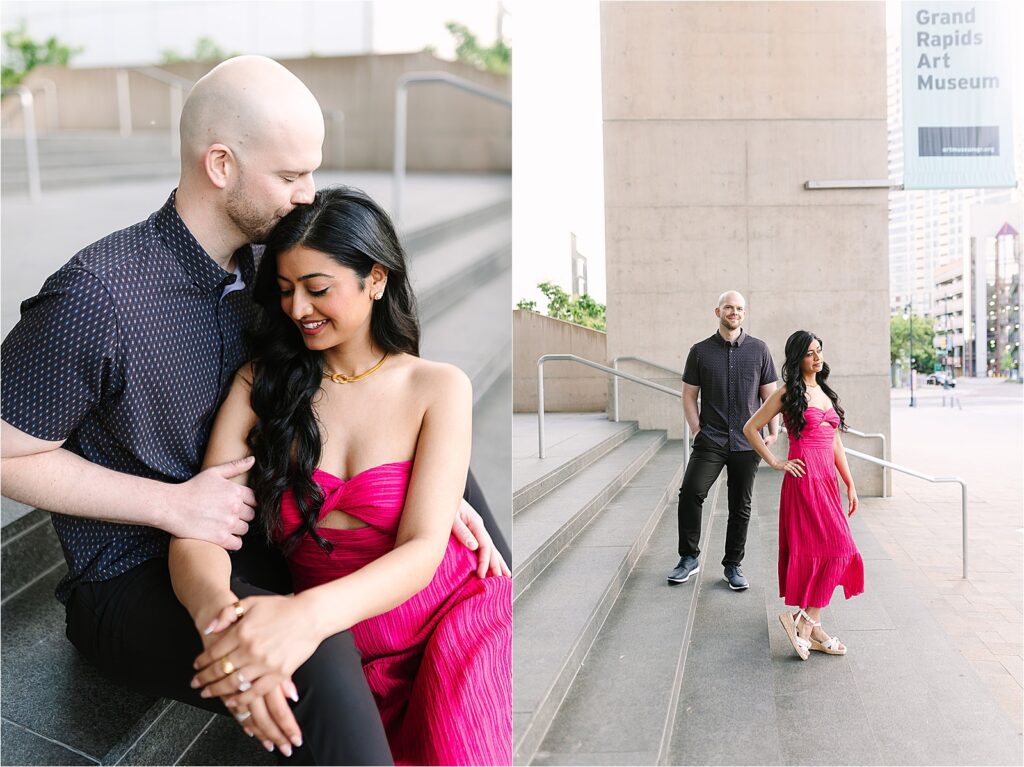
[723,564,749,590]
[668,556,700,584]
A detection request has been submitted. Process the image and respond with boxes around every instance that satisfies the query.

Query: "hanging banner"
[902,1,1016,189]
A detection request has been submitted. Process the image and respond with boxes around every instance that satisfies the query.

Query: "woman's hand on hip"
[771,457,806,477]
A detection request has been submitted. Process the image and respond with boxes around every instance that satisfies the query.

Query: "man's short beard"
[225,178,275,243]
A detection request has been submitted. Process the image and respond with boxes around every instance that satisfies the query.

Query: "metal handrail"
[845,448,968,579]
[116,67,194,156]
[611,355,682,422]
[392,71,511,225]
[537,354,690,461]
[1,86,41,201]
[841,427,889,497]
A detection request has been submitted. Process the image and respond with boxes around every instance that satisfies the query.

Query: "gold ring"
[219,656,235,675]
[233,601,245,620]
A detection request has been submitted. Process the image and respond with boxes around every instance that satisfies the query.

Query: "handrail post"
[961,479,968,579]
[169,84,183,158]
[116,69,132,138]
[392,83,408,226]
[392,72,511,227]
[15,87,41,202]
[537,359,546,459]
[612,358,620,422]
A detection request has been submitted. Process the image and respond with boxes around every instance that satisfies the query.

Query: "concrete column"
[600,1,890,495]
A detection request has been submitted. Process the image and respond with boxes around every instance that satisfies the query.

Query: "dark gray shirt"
[681,329,778,451]
[0,191,260,603]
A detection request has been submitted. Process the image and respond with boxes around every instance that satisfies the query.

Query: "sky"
[511,0,606,307]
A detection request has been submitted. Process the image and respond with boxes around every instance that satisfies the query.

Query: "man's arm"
[758,382,780,447]
[1,419,255,549]
[682,383,701,436]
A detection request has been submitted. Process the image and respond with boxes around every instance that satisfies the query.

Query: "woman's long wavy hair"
[780,330,845,440]
[247,186,420,554]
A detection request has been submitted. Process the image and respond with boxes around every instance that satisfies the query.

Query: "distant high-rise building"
[886,14,1022,377]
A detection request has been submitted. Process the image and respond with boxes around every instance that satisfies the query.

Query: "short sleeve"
[1,267,119,441]
[682,345,701,386]
[760,345,778,386]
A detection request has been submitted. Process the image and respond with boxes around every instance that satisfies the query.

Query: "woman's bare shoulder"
[401,356,471,404]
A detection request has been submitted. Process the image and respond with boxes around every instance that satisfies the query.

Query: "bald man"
[0,56,499,765]
[667,291,780,591]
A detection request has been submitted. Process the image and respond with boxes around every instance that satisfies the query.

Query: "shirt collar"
[155,190,254,293]
[712,328,747,348]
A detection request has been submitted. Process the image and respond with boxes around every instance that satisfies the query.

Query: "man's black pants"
[676,433,760,566]
[64,471,501,765]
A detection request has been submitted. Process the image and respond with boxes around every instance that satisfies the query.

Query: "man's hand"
[452,500,510,578]
[161,456,256,549]
[763,433,778,449]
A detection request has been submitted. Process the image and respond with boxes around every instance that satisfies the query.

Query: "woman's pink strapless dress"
[779,407,864,608]
[278,461,512,766]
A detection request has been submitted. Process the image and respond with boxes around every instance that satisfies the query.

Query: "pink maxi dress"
[278,460,512,766]
[779,407,864,608]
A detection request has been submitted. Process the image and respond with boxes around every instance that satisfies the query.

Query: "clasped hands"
[192,593,313,756]
[190,498,509,754]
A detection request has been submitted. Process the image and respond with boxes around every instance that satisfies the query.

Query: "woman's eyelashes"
[277,286,330,297]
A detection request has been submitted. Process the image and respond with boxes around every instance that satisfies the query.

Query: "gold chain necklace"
[323,352,389,384]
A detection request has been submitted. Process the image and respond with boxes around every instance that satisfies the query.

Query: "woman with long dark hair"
[169,186,511,765]
[743,330,863,660]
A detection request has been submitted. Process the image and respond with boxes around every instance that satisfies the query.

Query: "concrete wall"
[9,52,510,172]
[513,310,608,413]
[600,1,890,495]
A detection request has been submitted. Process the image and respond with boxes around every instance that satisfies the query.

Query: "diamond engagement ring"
[236,671,252,692]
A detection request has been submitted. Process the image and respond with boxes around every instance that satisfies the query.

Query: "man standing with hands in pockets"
[668,291,780,590]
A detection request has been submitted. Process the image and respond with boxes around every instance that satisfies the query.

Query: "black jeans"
[676,432,760,566]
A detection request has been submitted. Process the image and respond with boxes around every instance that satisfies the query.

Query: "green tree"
[445,21,510,75]
[160,36,239,64]
[519,281,606,331]
[2,22,80,90]
[890,313,936,372]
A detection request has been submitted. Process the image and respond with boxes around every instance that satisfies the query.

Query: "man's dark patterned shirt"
[1,191,261,603]
[681,329,778,452]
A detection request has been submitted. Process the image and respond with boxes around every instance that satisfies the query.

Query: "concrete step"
[513,431,666,600]
[2,131,179,193]
[0,566,272,765]
[420,268,510,406]
[512,440,687,765]
[409,215,511,324]
[2,162,180,193]
[514,420,638,515]
[532,472,722,766]
[403,197,510,255]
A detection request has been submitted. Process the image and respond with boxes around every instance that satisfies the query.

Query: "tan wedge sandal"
[779,609,812,660]
[809,633,847,655]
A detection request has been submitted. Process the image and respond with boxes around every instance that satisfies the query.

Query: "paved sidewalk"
[866,379,1024,726]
